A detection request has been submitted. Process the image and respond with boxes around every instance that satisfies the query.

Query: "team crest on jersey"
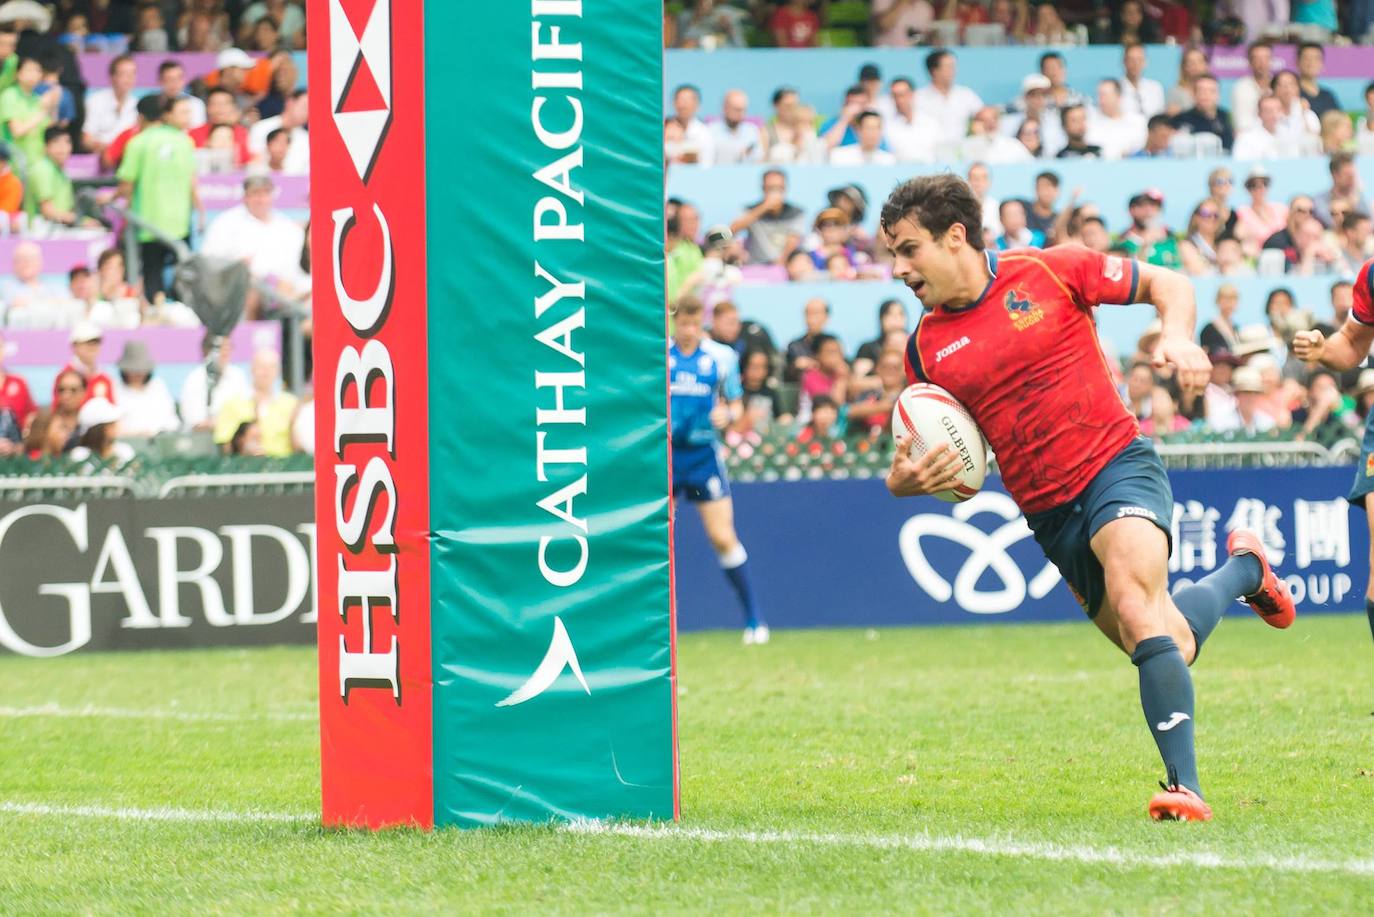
[1004,288,1044,331]
[1366,452,1374,477]
[1103,255,1124,283]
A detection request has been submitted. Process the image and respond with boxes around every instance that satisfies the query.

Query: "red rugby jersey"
[1350,258,1374,325]
[904,246,1142,515]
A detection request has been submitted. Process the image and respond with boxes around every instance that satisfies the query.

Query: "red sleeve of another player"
[1353,260,1374,326]
[1046,245,1139,310]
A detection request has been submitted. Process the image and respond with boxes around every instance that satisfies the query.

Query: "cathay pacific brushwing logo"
[496,616,591,707]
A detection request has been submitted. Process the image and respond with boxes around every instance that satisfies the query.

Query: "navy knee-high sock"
[1172,553,1264,653]
[719,544,761,628]
[1133,635,1201,797]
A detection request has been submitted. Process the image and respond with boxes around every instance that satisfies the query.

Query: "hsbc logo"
[328,0,392,182]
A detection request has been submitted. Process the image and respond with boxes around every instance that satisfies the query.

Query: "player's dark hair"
[880,174,985,252]
[923,49,950,76]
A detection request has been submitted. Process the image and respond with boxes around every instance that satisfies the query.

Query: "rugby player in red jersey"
[1293,258,1374,667]
[881,174,1296,822]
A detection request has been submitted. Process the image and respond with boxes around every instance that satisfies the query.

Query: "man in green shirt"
[115,96,202,301]
[26,126,76,224]
[0,57,57,174]
[1114,190,1184,271]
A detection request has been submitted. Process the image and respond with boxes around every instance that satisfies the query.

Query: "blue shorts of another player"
[1024,436,1174,620]
[672,445,730,503]
[1348,414,1374,507]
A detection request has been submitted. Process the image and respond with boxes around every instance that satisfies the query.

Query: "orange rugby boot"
[1226,529,1296,629]
[1148,769,1213,822]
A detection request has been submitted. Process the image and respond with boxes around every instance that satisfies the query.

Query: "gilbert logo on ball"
[892,384,988,503]
[310,0,677,829]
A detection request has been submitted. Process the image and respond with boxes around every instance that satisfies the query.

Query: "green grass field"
[2,615,1373,914]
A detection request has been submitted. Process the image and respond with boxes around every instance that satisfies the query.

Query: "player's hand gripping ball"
[889,383,988,502]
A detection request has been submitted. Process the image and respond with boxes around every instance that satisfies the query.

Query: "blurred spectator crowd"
[0,1,312,469]
[667,25,1374,455]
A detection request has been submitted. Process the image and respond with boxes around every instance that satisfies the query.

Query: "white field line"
[4,800,1370,878]
[0,703,315,723]
[0,801,315,824]
[566,821,1374,878]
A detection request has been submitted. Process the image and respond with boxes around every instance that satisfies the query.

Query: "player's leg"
[1365,504,1374,644]
[694,494,766,640]
[1091,516,1210,815]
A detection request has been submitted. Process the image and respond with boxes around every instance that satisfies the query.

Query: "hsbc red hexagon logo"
[329,0,392,183]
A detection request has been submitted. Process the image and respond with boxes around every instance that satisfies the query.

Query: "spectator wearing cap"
[202,174,308,304]
[58,321,116,404]
[914,49,982,143]
[156,60,207,129]
[1131,114,1176,158]
[213,348,298,456]
[1115,190,1183,270]
[70,397,134,466]
[25,126,77,225]
[0,241,78,328]
[872,0,936,47]
[1231,365,1276,434]
[1231,41,1274,135]
[1055,105,1102,159]
[112,340,178,437]
[0,56,58,172]
[1296,42,1341,121]
[770,0,820,47]
[729,169,805,266]
[0,145,22,218]
[829,111,895,166]
[188,87,253,167]
[115,95,202,302]
[0,330,34,455]
[248,89,308,175]
[824,184,875,259]
[962,106,1031,164]
[1119,43,1165,119]
[807,208,862,272]
[1235,167,1287,258]
[1314,153,1368,230]
[1172,73,1233,153]
[1004,74,1066,158]
[670,85,714,166]
[206,48,269,110]
[82,54,137,157]
[1087,79,1145,160]
[180,333,251,431]
[884,76,942,163]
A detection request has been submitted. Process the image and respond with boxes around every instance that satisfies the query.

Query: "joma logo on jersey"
[1004,289,1044,332]
[935,336,971,363]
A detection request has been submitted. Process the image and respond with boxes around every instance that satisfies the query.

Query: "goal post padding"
[309,0,676,829]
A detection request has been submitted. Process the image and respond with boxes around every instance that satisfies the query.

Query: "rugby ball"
[891,383,988,503]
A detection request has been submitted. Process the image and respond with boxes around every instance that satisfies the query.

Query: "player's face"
[674,311,702,351]
[884,216,960,308]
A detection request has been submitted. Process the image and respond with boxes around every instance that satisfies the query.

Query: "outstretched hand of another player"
[887,438,963,498]
[1291,328,1326,364]
[1151,336,1211,398]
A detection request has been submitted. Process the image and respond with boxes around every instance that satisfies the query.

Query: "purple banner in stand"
[0,236,115,270]
[1205,44,1374,79]
[197,174,309,211]
[1,321,281,366]
[76,52,240,89]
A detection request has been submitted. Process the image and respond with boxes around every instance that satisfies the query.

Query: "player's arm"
[1292,319,1374,371]
[1133,262,1211,396]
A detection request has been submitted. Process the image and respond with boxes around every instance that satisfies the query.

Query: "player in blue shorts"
[1293,257,1374,653]
[670,296,768,644]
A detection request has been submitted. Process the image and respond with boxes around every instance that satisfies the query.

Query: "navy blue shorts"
[1024,436,1174,619]
[673,444,730,503]
[1349,412,1374,507]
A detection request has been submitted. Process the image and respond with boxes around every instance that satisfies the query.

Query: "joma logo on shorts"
[935,336,971,363]
[1116,506,1158,521]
